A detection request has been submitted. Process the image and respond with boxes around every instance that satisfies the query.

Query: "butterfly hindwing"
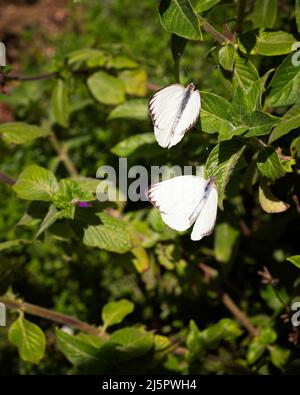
[147,175,207,232]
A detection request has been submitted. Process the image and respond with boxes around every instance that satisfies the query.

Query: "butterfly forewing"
[149,84,201,149]
[147,176,207,232]
[190,185,218,241]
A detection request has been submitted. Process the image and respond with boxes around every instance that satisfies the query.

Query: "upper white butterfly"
[148,83,201,149]
[147,175,218,241]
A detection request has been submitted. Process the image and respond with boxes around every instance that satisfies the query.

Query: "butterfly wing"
[190,185,218,241]
[168,89,201,149]
[149,84,187,148]
[147,175,207,232]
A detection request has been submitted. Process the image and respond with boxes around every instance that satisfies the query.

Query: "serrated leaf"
[110,327,154,361]
[111,133,156,156]
[159,0,202,40]
[83,212,132,253]
[233,54,259,91]
[205,140,246,209]
[87,71,125,105]
[259,180,290,213]
[8,316,46,364]
[257,147,285,180]
[255,31,298,56]
[108,99,148,121]
[13,165,59,201]
[102,299,134,329]
[218,44,236,71]
[269,100,300,143]
[267,54,300,107]
[250,0,277,29]
[118,69,147,97]
[0,122,49,144]
[200,92,236,135]
[51,79,69,128]
[287,255,300,269]
[56,328,100,366]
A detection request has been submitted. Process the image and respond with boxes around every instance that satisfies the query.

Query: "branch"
[0,296,108,340]
[49,132,79,177]
[198,263,259,337]
[0,171,16,186]
[201,19,232,44]
[4,71,59,82]
[236,0,247,34]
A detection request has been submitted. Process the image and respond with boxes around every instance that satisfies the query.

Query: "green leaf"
[87,71,125,105]
[118,69,147,97]
[257,147,285,180]
[259,179,290,213]
[247,339,265,365]
[8,316,46,364]
[53,179,94,219]
[13,165,59,201]
[269,100,300,143]
[240,110,279,138]
[254,31,298,56]
[107,55,138,70]
[56,328,100,366]
[193,0,220,13]
[233,55,259,91]
[0,122,49,144]
[0,239,34,251]
[108,99,148,121]
[83,212,132,253]
[296,0,300,34]
[218,44,236,71]
[36,204,62,237]
[159,0,203,40]
[200,92,235,135]
[51,79,69,128]
[214,222,240,264]
[287,255,300,269]
[111,133,156,156]
[250,0,277,29]
[110,327,154,361]
[205,140,246,209]
[102,299,134,329]
[67,48,106,69]
[269,345,290,370]
[267,54,300,107]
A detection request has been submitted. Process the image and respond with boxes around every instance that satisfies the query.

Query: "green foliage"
[101,299,134,329]
[8,316,46,364]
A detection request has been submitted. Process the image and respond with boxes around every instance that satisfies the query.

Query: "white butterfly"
[147,175,218,241]
[148,83,201,149]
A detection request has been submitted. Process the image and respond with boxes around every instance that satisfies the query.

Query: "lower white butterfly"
[148,83,201,149]
[147,175,218,241]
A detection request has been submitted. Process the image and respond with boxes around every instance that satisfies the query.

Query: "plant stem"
[4,71,59,82]
[236,0,247,34]
[49,132,79,177]
[0,296,108,339]
[198,263,259,337]
[0,171,16,186]
[201,19,231,44]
